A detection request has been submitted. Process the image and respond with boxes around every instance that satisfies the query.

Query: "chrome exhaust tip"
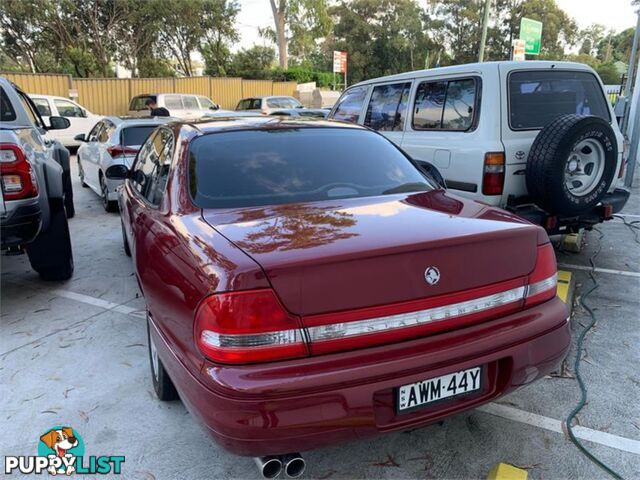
[254,456,283,479]
[283,453,306,478]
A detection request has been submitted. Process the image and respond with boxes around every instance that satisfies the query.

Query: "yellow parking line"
[487,463,528,480]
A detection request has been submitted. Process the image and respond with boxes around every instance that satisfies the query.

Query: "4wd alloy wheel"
[526,114,618,216]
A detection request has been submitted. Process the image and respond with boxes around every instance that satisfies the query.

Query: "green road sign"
[520,17,542,55]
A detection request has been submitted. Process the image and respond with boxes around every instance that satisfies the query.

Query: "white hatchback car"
[76,117,170,211]
[127,93,228,119]
[329,61,630,234]
[235,96,303,114]
[30,94,100,147]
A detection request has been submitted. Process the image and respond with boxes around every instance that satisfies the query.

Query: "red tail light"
[107,145,139,158]
[524,243,558,307]
[194,289,308,364]
[482,152,505,195]
[0,143,38,200]
[196,249,558,364]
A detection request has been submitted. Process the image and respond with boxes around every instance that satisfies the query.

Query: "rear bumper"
[507,188,630,235]
[152,297,570,457]
[0,201,42,248]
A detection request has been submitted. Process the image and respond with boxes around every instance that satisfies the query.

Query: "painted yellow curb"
[487,463,528,480]
[557,270,573,304]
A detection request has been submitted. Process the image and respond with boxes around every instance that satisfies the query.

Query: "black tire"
[147,315,179,401]
[100,175,118,213]
[78,160,89,188]
[122,220,131,257]
[52,144,75,218]
[26,200,74,281]
[526,114,618,216]
[62,168,75,219]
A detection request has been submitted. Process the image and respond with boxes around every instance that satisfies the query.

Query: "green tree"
[199,0,240,76]
[597,28,635,63]
[0,0,51,72]
[330,0,440,84]
[579,24,605,56]
[267,0,332,68]
[491,0,578,60]
[227,45,276,79]
[428,0,485,64]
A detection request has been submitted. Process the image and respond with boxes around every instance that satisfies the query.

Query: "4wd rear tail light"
[107,145,139,158]
[0,143,38,200]
[524,243,558,307]
[482,152,505,195]
[195,289,308,364]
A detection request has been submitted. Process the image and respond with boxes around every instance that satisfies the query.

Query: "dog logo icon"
[424,266,441,285]
[39,427,82,475]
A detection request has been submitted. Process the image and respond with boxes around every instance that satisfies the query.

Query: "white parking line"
[557,263,640,278]
[50,288,146,318]
[478,403,640,455]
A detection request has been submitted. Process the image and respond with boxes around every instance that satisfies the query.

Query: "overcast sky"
[235,0,638,51]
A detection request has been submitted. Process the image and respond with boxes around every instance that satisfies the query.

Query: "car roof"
[101,116,174,127]
[350,60,595,87]
[28,94,76,101]
[184,116,365,135]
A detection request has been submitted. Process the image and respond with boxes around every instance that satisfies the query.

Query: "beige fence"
[2,73,297,115]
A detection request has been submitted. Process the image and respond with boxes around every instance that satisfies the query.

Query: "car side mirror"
[47,116,71,130]
[416,160,447,189]
[74,133,86,142]
[105,164,130,180]
[80,109,88,118]
[210,104,219,111]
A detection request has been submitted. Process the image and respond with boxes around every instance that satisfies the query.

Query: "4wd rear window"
[509,70,610,130]
[188,128,433,208]
[0,88,17,122]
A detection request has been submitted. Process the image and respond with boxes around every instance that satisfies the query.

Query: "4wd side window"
[332,86,368,123]
[364,82,411,131]
[413,78,477,131]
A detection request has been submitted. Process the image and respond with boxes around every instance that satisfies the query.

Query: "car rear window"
[122,126,157,146]
[188,128,434,208]
[266,97,301,108]
[0,88,17,121]
[509,70,610,129]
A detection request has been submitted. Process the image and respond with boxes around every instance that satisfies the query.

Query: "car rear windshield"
[266,97,301,108]
[122,126,157,146]
[509,70,610,129]
[188,128,434,209]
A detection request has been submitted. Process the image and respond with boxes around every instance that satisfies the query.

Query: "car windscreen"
[121,126,157,146]
[189,128,434,209]
[509,70,610,129]
[130,95,155,111]
[267,97,301,108]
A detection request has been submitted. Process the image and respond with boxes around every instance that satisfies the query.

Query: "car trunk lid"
[202,191,539,318]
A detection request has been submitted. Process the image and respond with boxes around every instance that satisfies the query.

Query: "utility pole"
[478,0,491,62]
[621,13,640,136]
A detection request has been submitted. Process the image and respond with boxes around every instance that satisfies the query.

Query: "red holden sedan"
[110,117,569,477]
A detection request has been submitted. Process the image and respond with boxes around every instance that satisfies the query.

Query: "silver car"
[75,117,170,212]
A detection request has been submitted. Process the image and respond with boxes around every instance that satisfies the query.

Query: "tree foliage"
[0,0,635,85]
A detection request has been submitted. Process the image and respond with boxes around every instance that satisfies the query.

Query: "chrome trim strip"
[306,286,527,342]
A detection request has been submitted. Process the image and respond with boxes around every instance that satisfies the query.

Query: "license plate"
[397,367,481,413]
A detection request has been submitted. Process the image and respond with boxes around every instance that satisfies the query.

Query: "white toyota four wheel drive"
[329,61,629,234]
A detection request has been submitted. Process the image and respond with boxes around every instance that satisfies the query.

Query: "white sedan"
[76,116,170,212]
[30,94,100,147]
